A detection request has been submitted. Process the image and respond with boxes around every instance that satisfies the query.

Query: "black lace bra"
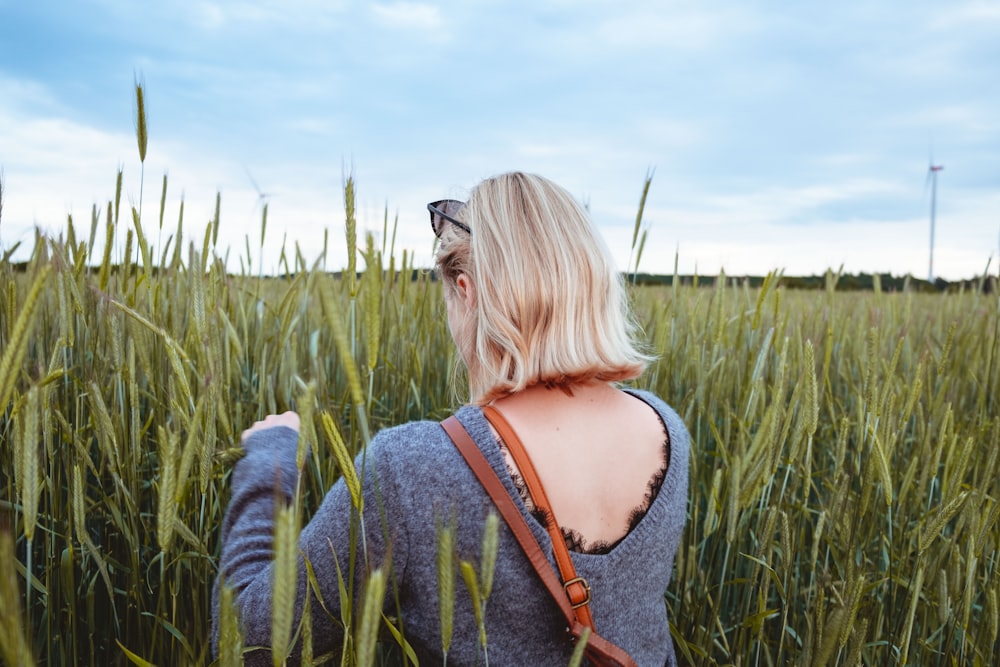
[496,422,671,555]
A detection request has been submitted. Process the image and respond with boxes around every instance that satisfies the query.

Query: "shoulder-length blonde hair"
[435,171,651,404]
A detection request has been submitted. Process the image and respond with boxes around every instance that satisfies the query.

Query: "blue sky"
[1,1,998,280]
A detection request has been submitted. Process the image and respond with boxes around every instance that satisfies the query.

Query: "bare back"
[489,382,669,550]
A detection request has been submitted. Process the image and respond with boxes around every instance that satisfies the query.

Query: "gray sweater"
[213,388,689,666]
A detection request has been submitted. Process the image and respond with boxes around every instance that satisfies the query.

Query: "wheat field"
[1,94,998,666]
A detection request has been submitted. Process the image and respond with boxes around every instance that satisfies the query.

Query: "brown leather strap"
[441,415,637,667]
[481,406,596,628]
[441,417,574,611]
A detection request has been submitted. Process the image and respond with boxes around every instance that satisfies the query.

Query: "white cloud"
[928,1,1000,29]
[371,2,443,31]
[888,104,1000,138]
[596,4,759,52]
[196,3,226,29]
[639,215,987,280]
[0,75,59,113]
[0,112,135,233]
[656,179,908,229]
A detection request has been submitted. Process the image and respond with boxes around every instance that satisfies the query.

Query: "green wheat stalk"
[271,504,299,666]
[355,569,386,667]
[0,264,52,413]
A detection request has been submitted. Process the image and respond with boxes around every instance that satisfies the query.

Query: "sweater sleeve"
[212,426,407,665]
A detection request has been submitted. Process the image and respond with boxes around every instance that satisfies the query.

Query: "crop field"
[1,161,998,665]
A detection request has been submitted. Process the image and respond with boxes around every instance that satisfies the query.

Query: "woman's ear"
[455,273,477,309]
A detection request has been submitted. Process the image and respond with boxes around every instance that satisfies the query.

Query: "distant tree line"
[6,260,995,293]
[626,271,997,294]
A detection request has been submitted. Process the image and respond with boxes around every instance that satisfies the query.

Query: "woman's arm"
[212,412,403,664]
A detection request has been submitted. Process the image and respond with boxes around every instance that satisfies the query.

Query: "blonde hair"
[435,172,652,404]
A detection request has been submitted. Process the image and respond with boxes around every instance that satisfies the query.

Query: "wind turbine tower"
[927,163,944,283]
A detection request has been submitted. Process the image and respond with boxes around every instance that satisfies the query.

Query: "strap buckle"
[563,576,591,609]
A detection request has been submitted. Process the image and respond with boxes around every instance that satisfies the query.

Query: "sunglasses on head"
[428,199,471,237]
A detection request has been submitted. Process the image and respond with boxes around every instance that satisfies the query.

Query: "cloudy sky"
[1,1,998,280]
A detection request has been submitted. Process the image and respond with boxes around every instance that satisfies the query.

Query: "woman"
[213,172,689,665]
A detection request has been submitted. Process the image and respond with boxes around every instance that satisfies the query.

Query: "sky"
[1,1,998,281]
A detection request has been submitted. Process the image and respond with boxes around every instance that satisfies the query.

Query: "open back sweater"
[213,388,689,666]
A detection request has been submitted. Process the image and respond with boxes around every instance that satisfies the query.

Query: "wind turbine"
[244,166,272,214]
[926,160,944,283]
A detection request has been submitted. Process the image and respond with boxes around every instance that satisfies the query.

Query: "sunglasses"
[428,199,471,237]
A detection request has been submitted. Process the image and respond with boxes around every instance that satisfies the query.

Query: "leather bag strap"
[441,415,637,667]
[480,406,596,628]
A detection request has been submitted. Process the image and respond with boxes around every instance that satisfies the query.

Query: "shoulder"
[367,419,452,469]
[367,405,501,476]
[366,409,488,479]
[622,388,687,436]
[361,409,497,525]
[370,419,448,449]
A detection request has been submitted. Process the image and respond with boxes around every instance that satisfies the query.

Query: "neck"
[491,380,615,407]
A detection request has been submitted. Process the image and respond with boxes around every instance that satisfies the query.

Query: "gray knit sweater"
[213,388,689,666]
